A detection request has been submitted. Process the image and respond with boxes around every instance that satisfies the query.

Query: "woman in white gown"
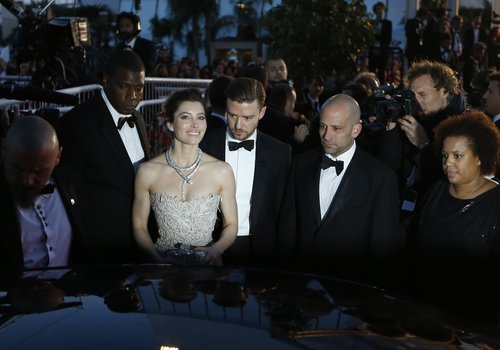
[132,88,237,264]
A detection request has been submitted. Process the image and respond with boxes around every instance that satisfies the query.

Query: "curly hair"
[434,110,500,175]
[405,60,462,100]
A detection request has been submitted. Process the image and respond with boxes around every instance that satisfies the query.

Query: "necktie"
[321,154,344,175]
[228,140,254,151]
[313,101,320,115]
[117,116,137,130]
[40,183,55,195]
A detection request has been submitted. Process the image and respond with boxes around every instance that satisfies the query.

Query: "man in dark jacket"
[378,60,466,213]
[0,116,88,271]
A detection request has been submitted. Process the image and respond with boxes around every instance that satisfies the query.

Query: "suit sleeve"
[57,113,85,174]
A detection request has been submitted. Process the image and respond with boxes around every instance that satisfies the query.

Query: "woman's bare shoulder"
[138,154,166,174]
[202,153,233,175]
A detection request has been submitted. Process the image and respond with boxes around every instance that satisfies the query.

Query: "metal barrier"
[0,77,212,156]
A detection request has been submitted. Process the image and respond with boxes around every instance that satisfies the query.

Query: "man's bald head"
[319,94,362,157]
[3,116,61,207]
[4,116,59,154]
[321,94,361,124]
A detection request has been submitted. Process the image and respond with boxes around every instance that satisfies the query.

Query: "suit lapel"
[250,131,268,229]
[94,95,137,171]
[321,148,362,226]
[134,110,151,160]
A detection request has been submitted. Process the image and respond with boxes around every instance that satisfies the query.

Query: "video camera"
[374,85,423,123]
[0,0,95,88]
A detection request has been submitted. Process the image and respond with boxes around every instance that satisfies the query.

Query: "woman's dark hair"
[164,88,205,123]
[434,110,500,175]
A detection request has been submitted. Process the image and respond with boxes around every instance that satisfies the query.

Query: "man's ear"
[55,147,62,166]
[258,106,267,120]
[352,121,363,139]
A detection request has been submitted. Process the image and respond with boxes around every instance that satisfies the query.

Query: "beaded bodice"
[151,193,221,253]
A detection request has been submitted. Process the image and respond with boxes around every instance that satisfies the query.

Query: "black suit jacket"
[133,37,156,76]
[57,93,150,263]
[200,128,291,262]
[206,113,226,132]
[258,107,295,145]
[405,17,423,60]
[0,165,88,271]
[463,27,489,58]
[279,145,401,279]
[117,37,156,75]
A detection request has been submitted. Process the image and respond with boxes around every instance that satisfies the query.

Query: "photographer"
[378,60,466,213]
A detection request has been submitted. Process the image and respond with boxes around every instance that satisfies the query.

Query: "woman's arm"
[197,162,238,264]
[132,164,161,262]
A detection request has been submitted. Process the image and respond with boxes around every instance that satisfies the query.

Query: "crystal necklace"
[165,147,203,201]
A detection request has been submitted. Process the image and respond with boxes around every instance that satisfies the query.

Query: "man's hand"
[397,115,429,148]
[293,124,310,143]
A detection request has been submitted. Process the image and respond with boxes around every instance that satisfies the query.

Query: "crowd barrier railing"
[0,78,212,156]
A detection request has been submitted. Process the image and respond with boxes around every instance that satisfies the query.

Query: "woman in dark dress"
[414,110,500,322]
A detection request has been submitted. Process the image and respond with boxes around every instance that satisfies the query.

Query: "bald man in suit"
[279,94,402,283]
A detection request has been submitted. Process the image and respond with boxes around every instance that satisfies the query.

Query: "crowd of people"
[1,7,500,324]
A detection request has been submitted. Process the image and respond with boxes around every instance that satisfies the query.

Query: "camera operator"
[115,12,155,76]
[378,60,466,214]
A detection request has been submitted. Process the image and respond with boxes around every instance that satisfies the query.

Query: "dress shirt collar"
[101,89,135,128]
[323,140,356,175]
[226,128,257,145]
[493,114,500,124]
[126,36,137,49]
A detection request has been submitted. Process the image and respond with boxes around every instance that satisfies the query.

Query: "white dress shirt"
[101,89,145,166]
[17,181,72,268]
[225,130,257,236]
[319,141,356,219]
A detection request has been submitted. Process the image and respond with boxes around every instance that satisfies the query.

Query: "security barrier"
[0,77,212,155]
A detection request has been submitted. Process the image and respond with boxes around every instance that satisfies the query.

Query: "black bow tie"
[228,140,254,151]
[40,183,55,195]
[321,155,344,175]
[117,116,137,130]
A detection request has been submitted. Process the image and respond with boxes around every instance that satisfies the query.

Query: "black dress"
[417,180,500,259]
[413,180,500,323]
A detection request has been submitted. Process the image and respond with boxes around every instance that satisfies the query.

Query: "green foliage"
[264,0,374,84]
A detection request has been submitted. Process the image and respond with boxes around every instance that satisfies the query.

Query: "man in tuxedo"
[405,8,429,64]
[482,72,500,129]
[57,50,150,264]
[369,2,392,83]
[200,77,291,266]
[115,12,156,76]
[279,94,401,282]
[206,75,233,131]
[0,116,88,271]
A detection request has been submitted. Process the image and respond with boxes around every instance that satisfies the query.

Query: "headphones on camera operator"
[115,12,141,42]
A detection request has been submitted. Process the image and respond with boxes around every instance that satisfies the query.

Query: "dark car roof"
[0,265,499,350]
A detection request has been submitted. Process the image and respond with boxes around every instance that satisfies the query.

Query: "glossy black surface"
[0,265,499,350]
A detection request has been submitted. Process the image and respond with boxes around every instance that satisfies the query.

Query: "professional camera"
[375,89,423,123]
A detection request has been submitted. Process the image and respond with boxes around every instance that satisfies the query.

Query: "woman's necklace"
[451,177,486,199]
[165,147,203,201]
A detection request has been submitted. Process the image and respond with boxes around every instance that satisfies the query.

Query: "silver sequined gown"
[150,193,221,253]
